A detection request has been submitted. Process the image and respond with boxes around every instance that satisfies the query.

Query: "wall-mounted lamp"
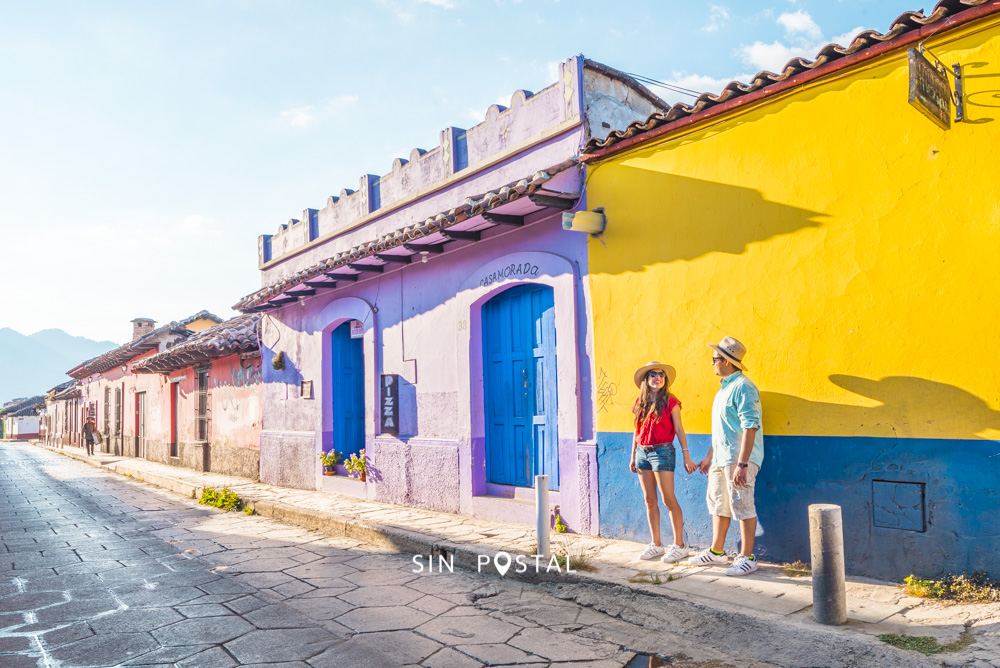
[121,365,128,373]
[420,251,429,264]
[562,207,606,235]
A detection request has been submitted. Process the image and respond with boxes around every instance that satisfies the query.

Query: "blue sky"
[0,0,917,343]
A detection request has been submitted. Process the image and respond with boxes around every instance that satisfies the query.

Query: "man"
[687,336,763,576]
[83,416,97,456]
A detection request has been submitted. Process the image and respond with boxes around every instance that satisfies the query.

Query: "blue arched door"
[482,284,558,490]
[331,321,365,457]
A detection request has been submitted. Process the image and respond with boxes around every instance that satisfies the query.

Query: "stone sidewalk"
[30,441,1000,666]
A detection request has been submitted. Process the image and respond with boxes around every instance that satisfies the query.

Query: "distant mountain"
[0,328,118,403]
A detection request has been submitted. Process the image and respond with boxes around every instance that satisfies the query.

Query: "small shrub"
[199,487,243,512]
[553,511,567,534]
[782,560,812,577]
[243,506,254,516]
[271,351,285,370]
[318,449,342,468]
[345,449,367,479]
[904,572,1000,603]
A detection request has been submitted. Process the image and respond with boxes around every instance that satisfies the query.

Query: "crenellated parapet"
[259,55,665,268]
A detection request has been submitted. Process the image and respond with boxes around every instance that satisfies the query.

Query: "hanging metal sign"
[380,374,399,435]
[908,48,951,130]
[350,319,364,339]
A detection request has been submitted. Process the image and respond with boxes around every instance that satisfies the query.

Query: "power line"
[625,72,705,99]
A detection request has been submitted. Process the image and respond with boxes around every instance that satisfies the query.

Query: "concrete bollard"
[535,474,550,559]
[809,503,847,625]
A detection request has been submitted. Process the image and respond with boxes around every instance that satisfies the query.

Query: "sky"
[0,0,919,344]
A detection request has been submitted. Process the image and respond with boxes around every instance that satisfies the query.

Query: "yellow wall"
[185,318,218,333]
[587,17,1000,441]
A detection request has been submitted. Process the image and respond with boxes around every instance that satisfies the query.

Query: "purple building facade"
[237,57,664,534]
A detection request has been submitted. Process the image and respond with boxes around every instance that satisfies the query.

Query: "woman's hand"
[629,457,638,474]
[683,455,696,474]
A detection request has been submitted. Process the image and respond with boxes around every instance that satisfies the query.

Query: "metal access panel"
[872,480,926,532]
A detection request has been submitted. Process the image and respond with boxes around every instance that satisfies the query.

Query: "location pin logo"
[494,551,512,577]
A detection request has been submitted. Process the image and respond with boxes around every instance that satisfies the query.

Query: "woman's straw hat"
[633,361,676,388]
[707,336,748,370]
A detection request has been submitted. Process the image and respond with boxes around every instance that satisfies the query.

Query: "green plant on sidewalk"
[878,631,974,655]
[199,487,244,512]
[904,571,1000,603]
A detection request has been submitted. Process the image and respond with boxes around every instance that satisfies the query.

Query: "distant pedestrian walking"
[629,361,696,563]
[688,336,764,576]
[83,417,98,456]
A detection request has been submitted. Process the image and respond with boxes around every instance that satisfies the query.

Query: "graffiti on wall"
[596,368,617,414]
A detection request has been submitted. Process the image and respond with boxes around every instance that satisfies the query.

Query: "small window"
[196,369,210,441]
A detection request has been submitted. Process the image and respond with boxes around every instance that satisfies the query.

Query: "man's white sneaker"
[637,543,665,560]
[686,549,729,566]
[661,545,687,564]
[725,554,759,576]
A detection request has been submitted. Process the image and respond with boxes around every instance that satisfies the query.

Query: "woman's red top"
[633,395,681,448]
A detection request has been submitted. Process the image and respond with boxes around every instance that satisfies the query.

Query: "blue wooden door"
[331,322,365,457]
[482,285,559,490]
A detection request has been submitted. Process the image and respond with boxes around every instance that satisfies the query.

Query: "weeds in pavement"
[878,630,975,655]
[243,506,255,515]
[199,487,244,512]
[904,572,1000,603]
[782,560,812,577]
[628,571,678,585]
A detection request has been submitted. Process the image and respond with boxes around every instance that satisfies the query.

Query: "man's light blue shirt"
[711,371,764,467]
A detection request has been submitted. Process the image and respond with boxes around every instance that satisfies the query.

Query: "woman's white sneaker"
[661,545,687,564]
[725,554,759,576]
[638,543,665,560]
[686,549,728,566]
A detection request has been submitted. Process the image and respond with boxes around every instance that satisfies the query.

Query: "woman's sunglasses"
[647,371,666,378]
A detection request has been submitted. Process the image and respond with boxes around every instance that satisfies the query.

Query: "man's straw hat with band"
[633,361,676,388]
[707,336,748,371]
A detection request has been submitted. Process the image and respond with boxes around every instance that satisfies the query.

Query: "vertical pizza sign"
[380,374,399,435]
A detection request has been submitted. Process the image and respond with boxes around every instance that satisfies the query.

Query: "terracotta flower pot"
[323,465,336,476]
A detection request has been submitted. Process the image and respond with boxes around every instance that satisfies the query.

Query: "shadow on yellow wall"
[593,169,827,273]
[962,61,1000,124]
[763,375,1000,440]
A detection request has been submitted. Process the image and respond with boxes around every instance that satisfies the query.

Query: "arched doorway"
[482,284,558,490]
[331,321,365,457]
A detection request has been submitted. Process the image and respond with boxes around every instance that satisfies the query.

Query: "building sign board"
[350,319,364,339]
[380,374,399,435]
[908,48,951,130]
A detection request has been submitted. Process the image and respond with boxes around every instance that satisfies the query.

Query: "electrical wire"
[624,72,704,99]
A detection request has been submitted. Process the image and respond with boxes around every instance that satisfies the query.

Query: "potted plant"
[318,449,342,475]
[345,449,367,482]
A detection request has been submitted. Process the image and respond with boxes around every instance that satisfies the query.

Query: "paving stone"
[0,635,33,651]
[90,607,185,634]
[176,646,238,668]
[453,642,547,665]
[410,594,458,616]
[35,596,121,623]
[508,627,622,661]
[152,615,254,645]
[49,631,159,667]
[307,638,402,668]
[338,584,424,608]
[176,603,233,618]
[122,643,213,665]
[41,620,96,646]
[234,571,294,588]
[422,646,486,667]
[0,591,66,612]
[284,596,354,620]
[336,606,433,633]
[243,604,318,629]
[115,584,205,608]
[342,569,419,587]
[197,577,257,596]
[349,629,445,664]
[283,560,359,580]
[406,575,486,596]
[416,614,521,645]
[0,653,44,667]
[223,627,338,663]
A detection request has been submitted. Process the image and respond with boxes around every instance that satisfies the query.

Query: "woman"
[630,361,696,562]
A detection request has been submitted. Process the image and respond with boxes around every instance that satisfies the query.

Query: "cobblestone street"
[0,444,764,667]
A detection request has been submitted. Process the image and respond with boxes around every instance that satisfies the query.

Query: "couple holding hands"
[629,336,764,577]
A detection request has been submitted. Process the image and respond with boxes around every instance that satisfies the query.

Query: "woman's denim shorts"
[635,444,676,472]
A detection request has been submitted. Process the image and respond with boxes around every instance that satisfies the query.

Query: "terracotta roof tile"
[132,315,261,374]
[583,0,997,155]
[235,157,579,312]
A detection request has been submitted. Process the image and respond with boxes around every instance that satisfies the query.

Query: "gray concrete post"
[535,475,550,559]
[809,503,847,625]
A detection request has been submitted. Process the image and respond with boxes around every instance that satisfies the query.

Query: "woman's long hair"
[633,374,671,428]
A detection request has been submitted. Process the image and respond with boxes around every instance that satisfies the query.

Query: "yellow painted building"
[583,1,1000,580]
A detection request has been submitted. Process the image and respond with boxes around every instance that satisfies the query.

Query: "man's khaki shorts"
[707,463,760,520]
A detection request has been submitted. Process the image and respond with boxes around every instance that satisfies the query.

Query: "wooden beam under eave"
[375,254,411,264]
[305,278,338,288]
[403,243,446,254]
[326,272,357,282]
[482,212,524,226]
[439,230,481,242]
[287,288,316,297]
[349,263,383,273]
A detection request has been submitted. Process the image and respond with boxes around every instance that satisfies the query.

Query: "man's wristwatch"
[736,462,748,468]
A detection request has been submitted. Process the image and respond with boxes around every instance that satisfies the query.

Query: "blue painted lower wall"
[597,432,1000,582]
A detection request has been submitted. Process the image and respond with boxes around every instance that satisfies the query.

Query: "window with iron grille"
[104,387,111,435]
[114,387,122,436]
[196,369,210,441]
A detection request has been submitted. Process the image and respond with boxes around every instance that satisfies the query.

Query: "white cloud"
[738,11,868,73]
[702,5,730,33]
[279,96,358,128]
[416,0,456,7]
[777,9,821,39]
[467,108,485,123]
[648,71,755,105]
